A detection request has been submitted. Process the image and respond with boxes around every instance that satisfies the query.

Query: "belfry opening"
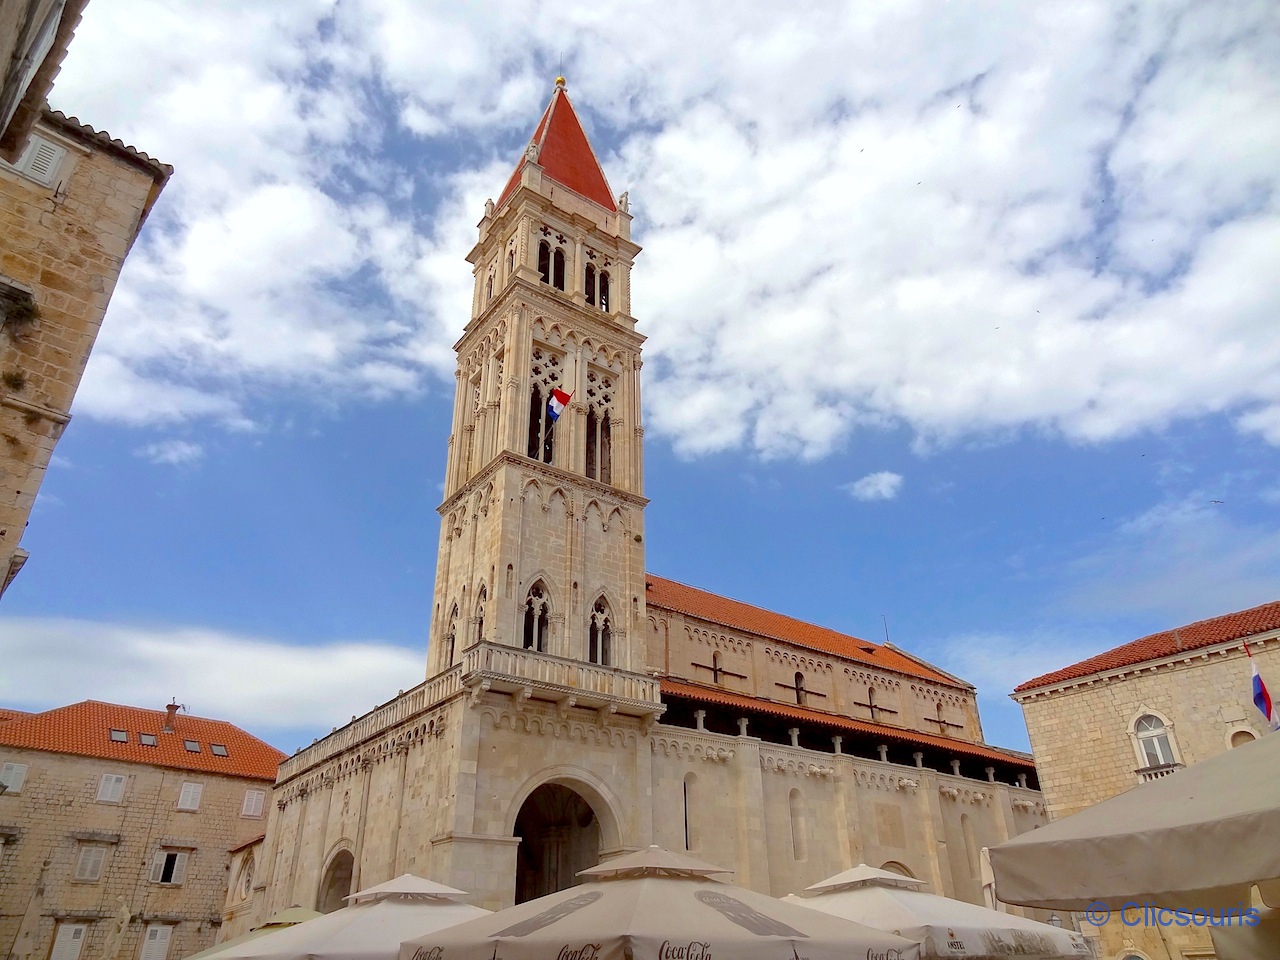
[512,783,600,903]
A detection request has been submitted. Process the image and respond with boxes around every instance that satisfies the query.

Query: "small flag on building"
[1246,643,1278,730]
[547,388,572,423]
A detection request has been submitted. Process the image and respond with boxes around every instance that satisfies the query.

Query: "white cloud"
[844,471,903,502]
[44,1,1280,461]
[0,618,424,749]
[135,440,204,466]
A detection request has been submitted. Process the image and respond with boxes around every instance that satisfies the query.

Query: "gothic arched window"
[583,370,613,483]
[507,249,514,276]
[598,271,610,311]
[486,273,493,302]
[794,671,806,706]
[552,248,566,291]
[585,264,596,305]
[537,241,551,284]
[523,582,550,653]
[475,586,487,644]
[445,605,458,667]
[526,347,561,465]
[589,598,611,665]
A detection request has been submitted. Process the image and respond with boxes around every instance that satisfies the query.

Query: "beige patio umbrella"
[182,908,322,960]
[211,875,489,960]
[1209,906,1280,959]
[989,732,1280,911]
[399,846,922,960]
[784,864,1091,959]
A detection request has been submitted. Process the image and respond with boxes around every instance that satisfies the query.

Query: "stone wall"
[0,113,166,593]
[0,747,272,960]
[243,684,1047,927]
[1015,632,1280,959]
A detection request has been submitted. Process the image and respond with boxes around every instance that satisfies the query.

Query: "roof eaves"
[41,109,172,184]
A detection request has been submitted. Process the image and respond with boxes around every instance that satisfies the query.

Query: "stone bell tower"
[427,78,649,684]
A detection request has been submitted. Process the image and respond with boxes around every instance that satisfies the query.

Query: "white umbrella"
[212,875,489,960]
[784,864,1090,959]
[399,846,921,960]
[182,908,323,960]
[989,733,1280,911]
[1209,905,1280,960]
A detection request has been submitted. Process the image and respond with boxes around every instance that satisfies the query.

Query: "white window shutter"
[139,925,172,960]
[15,137,67,187]
[171,852,189,885]
[178,782,202,811]
[0,762,28,793]
[242,789,264,818]
[49,924,87,960]
[74,845,105,881]
[149,852,166,883]
[97,774,125,803]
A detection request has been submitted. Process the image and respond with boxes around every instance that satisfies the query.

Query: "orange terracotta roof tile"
[661,679,1034,768]
[496,84,616,212]
[1015,599,1280,692]
[645,574,959,686]
[0,700,284,780]
[0,708,31,723]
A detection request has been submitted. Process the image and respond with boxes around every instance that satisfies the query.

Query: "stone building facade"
[0,108,170,599]
[1012,599,1280,960]
[0,701,285,960]
[226,79,1048,939]
[0,105,169,595]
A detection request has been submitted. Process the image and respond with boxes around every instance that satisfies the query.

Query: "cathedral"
[221,79,1047,934]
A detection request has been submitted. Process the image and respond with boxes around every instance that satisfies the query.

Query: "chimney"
[163,702,179,733]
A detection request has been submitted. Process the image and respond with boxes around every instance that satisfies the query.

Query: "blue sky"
[1,0,1278,756]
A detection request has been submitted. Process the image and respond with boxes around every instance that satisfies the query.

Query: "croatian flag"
[546,388,572,423]
[1253,660,1278,731]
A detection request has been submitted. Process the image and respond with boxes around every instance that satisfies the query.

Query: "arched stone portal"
[316,849,354,913]
[513,783,601,903]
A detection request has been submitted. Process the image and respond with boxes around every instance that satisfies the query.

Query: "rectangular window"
[48,922,87,960]
[73,844,107,882]
[176,781,203,811]
[0,761,28,794]
[139,924,173,960]
[183,740,200,753]
[149,849,190,885]
[109,729,128,742]
[210,744,228,757]
[97,774,126,803]
[241,789,266,818]
[139,733,157,746]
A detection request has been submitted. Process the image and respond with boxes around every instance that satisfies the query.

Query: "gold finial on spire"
[555,75,566,89]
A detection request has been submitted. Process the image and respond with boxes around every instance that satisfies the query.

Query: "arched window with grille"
[589,597,612,665]
[583,369,613,482]
[537,241,551,284]
[475,586,487,644]
[523,582,550,653]
[526,347,562,464]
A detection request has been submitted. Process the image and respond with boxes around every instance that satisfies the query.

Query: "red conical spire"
[496,78,617,212]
